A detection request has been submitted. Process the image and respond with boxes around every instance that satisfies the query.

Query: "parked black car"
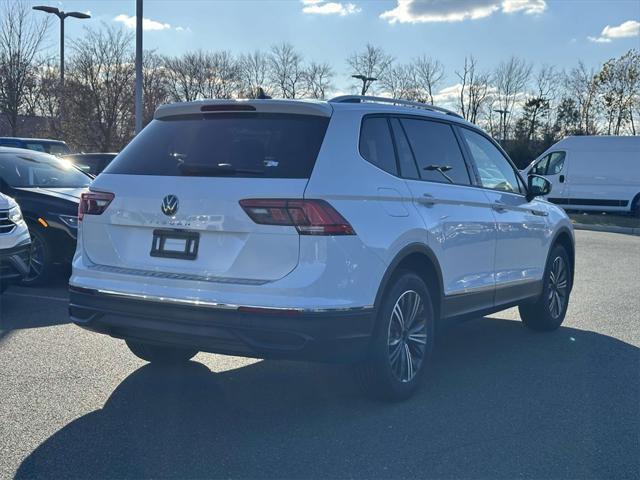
[0,147,91,284]
[0,137,72,156]
[64,153,117,176]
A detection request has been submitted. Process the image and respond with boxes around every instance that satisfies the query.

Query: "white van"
[523,136,640,216]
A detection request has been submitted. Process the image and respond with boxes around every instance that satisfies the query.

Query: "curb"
[572,223,640,236]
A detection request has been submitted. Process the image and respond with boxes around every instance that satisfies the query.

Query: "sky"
[29,0,640,97]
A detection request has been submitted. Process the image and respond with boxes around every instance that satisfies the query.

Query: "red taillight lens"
[78,191,114,221]
[239,199,355,235]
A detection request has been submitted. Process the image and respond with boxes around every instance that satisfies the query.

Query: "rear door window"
[359,117,397,175]
[389,118,419,179]
[105,113,330,178]
[400,118,471,185]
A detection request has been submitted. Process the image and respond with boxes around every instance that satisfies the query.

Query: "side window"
[400,118,471,185]
[359,117,397,175]
[460,128,523,194]
[547,152,566,175]
[389,118,419,179]
[531,154,550,175]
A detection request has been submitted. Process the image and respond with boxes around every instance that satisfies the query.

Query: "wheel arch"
[374,243,444,321]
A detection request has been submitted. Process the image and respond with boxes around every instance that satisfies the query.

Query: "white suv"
[69,96,574,400]
[0,193,31,292]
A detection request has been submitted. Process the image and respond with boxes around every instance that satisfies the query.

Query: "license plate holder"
[150,229,199,260]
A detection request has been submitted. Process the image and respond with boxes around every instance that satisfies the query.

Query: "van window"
[547,152,566,175]
[106,113,329,178]
[359,117,397,175]
[400,118,471,185]
[531,155,550,175]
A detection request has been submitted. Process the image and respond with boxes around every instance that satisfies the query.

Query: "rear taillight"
[239,199,355,235]
[79,191,114,221]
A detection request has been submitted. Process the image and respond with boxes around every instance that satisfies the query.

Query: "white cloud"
[381,0,546,24]
[114,14,171,31]
[302,1,360,16]
[588,20,640,43]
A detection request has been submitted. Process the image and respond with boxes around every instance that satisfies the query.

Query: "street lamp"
[352,74,377,96]
[493,108,510,142]
[32,6,91,87]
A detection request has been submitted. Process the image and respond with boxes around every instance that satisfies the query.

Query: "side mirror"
[527,174,552,202]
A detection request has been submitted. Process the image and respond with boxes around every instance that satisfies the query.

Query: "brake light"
[79,191,114,221]
[239,199,355,235]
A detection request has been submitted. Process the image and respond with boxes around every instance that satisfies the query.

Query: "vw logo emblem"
[161,195,179,216]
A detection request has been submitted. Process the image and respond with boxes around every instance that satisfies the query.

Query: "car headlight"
[9,205,23,223]
[59,214,79,228]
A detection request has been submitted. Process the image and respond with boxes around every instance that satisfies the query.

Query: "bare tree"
[67,26,135,151]
[412,55,444,104]
[142,50,169,126]
[303,62,333,99]
[380,64,417,100]
[596,49,640,135]
[493,56,532,140]
[163,51,206,102]
[564,62,599,135]
[268,42,304,99]
[347,44,393,95]
[522,65,559,141]
[200,51,240,99]
[0,0,49,135]
[239,51,270,98]
[456,56,490,124]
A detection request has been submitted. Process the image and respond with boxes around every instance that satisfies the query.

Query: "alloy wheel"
[24,234,45,282]
[548,256,568,319]
[387,290,428,383]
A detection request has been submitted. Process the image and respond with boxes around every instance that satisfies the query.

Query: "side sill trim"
[68,285,374,314]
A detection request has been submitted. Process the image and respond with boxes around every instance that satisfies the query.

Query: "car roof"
[0,137,68,145]
[153,97,476,128]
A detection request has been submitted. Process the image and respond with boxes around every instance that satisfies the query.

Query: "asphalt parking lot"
[1,230,638,479]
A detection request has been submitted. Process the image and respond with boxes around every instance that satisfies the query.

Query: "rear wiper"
[177,163,264,176]
[424,164,454,184]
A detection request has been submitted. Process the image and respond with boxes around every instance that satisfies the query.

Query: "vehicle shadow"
[0,268,70,333]
[15,317,639,479]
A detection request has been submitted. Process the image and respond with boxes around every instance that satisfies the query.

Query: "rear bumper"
[69,287,376,363]
[0,242,31,280]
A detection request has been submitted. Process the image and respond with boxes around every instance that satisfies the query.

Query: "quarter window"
[460,128,523,194]
[400,118,471,185]
[359,117,397,175]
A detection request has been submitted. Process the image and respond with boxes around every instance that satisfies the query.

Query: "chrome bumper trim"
[69,285,374,314]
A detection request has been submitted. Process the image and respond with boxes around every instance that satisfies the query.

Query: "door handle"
[492,202,508,213]
[559,175,565,183]
[417,193,436,206]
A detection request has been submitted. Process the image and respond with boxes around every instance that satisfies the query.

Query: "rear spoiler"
[154,99,332,120]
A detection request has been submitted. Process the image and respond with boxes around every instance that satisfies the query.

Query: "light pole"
[352,74,377,96]
[32,6,91,88]
[134,0,143,134]
[493,108,510,142]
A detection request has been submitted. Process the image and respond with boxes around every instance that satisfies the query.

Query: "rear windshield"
[105,113,330,178]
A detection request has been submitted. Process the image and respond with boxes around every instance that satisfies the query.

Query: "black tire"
[125,339,198,364]
[356,271,435,402]
[20,226,52,286]
[631,194,640,218]
[519,245,571,332]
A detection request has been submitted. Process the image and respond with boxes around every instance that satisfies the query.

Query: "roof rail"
[329,95,463,119]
